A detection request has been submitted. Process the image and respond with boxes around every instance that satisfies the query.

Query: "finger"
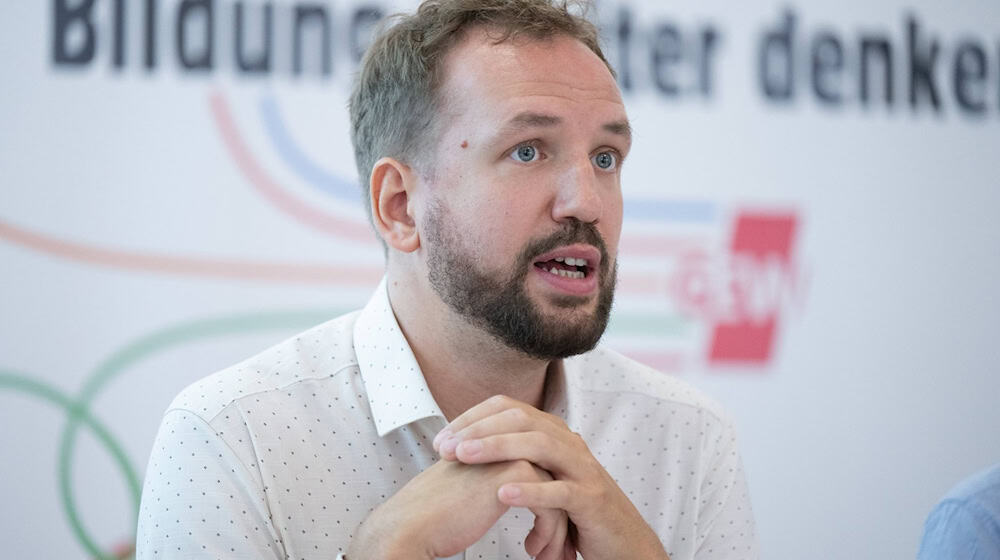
[524,507,559,557]
[435,395,524,453]
[563,539,577,560]
[533,508,569,560]
[455,432,578,475]
[498,480,576,512]
[438,407,537,460]
[564,520,579,560]
[435,395,568,448]
[435,395,572,457]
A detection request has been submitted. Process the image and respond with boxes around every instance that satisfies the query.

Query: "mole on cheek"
[460,140,468,149]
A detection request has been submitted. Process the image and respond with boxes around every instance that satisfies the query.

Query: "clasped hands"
[348,395,668,560]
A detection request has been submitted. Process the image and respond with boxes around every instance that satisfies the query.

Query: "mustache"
[517,220,610,275]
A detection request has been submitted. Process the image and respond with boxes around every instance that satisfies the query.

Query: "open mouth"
[533,256,591,280]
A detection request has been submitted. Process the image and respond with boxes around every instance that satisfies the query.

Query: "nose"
[551,157,603,224]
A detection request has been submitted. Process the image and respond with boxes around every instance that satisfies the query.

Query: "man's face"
[416,30,630,359]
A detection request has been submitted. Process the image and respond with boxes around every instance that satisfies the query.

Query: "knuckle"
[586,482,608,508]
[561,481,577,503]
[505,406,529,424]
[536,507,557,525]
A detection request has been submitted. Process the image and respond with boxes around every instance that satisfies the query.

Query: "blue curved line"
[260,94,714,224]
[624,198,716,223]
[259,95,361,203]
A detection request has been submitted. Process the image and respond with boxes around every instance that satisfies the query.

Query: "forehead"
[436,29,626,130]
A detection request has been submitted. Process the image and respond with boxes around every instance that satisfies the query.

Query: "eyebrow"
[498,111,633,142]
[500,112,562,135]
[603,119,632,141]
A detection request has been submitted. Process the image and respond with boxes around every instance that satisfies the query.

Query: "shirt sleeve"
[693,416,759,560]
[136,408,285,559]
[918,499,1000,560]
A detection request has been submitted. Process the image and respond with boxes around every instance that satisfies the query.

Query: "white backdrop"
[2,0,999,558]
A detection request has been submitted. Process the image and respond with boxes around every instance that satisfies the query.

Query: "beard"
[424,201,617,361]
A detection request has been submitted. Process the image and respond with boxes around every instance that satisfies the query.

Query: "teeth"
[544,256,591,268]
[546,268,584,279]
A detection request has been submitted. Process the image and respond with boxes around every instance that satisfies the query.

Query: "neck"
[387,273,551,421]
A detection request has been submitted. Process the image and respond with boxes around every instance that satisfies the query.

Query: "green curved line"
[80,310,342,404]
[0,372,135,560]
[56,309,345,558]
[607,312,690,337]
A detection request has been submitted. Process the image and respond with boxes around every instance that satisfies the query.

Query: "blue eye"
[512,144,538,162]
[593,151,617,170]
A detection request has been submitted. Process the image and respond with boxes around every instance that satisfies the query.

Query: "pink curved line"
[209,92,376,244]
[619,234,704,258]
[0,216,670,294]
[0,219,383,285]
[621,350,685,372]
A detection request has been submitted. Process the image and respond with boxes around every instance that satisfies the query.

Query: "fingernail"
[433,428,451,449]
[499,485,521,500]
[459,439,482,456]
[440,435,459,455]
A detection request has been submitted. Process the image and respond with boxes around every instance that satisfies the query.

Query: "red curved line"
[209,92,376,244]
[0,219,383,285]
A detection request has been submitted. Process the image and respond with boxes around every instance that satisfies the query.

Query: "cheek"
[601,189,625,249]
[476,209,517,243]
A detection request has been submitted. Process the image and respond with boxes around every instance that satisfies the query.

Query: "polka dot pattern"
[137,279,758,559]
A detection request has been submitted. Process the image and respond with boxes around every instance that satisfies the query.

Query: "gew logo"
[671,212,802,366]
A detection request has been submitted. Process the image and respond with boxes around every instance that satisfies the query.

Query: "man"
[136,1,758,559]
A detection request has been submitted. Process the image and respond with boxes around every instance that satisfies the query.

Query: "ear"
[370,157,420,253]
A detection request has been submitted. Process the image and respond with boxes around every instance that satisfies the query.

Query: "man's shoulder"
[165,309,364,422]
[568,345,730,424]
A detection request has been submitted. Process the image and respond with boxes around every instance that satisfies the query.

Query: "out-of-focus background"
[2,0,999,558]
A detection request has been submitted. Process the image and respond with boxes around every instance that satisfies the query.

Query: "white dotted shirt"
[136,279,758,560]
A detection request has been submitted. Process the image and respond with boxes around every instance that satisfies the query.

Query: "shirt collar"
[353,277,581,435]
[353,277,446,437]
